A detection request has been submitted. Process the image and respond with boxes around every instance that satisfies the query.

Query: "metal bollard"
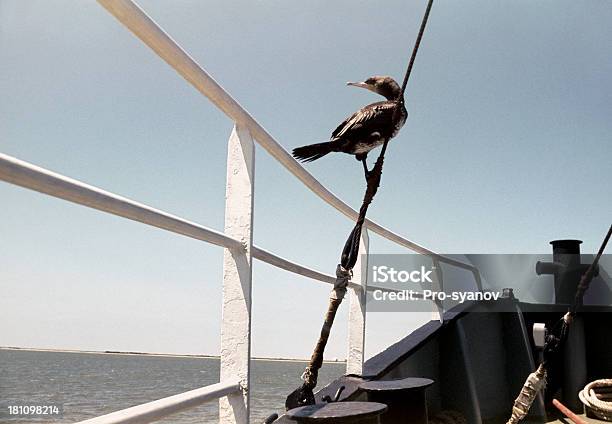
[286,401,388,424]
[535,239,598,304]
[360,378,434,424]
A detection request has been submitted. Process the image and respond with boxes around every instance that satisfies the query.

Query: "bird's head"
[347,76,401,101]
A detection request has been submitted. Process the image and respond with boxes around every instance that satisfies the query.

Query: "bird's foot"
[361,158,372,182]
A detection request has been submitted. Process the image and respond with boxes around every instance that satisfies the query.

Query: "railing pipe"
[0,152,409,292]
[74,380,241,424]
[0,153,243,251]
[432,259,444,322]
[252,246,336,285]
[252,246,401,295]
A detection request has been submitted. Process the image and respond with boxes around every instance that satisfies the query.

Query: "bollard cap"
[550,239,582,254]
[360,377,434,392]
[286,401,387,423]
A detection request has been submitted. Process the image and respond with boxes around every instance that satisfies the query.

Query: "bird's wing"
[331,101,396,140]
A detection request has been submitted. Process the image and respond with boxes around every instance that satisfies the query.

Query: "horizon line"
[0,346,347,363]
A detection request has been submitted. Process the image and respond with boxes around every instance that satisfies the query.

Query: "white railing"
[76,380,241,424]
[0,152,397,293]
[0,1,482,423]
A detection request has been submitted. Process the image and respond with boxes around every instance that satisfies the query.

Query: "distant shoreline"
[0,346,345,364]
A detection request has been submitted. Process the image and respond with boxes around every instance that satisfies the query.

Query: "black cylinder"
[550,239,582,267]
[536,239,583,304]
[360,378,433,424]
[553,239,582,304]
[286,401,388,424]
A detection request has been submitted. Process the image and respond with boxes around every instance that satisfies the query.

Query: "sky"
[1,0,611,360]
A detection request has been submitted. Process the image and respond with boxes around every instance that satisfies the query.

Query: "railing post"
[432,259,444,322]
[346,228,369,375]
[472,269,483,292]
[220,124,255,424]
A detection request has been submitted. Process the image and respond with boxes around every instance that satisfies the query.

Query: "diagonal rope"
[506,224,612,424]
[285,142,389,410]
[286,0,436,410]
[569,225,612,316]
[399,0,435,99]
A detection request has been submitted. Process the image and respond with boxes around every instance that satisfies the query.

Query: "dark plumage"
[292,76,407,165]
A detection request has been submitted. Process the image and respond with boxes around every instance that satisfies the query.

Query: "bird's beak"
[346,81,373,92]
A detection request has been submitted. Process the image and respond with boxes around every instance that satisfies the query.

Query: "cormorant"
[292,76,407,176]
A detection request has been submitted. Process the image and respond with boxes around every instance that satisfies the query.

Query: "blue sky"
[1,0,610,359]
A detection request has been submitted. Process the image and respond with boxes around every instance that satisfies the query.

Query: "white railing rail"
[0,153,243,251]
[0,1,482,423]
[76,380,241,424]
[0,152,404,295]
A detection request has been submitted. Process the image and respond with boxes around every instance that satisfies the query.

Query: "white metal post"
[220,125,255,424]
[346,228,369,375]
[432,259,444,323]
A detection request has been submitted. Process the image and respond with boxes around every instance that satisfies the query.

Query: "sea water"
[0,349,344,423]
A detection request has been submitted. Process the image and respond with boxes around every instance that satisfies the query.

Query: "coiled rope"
[285,0,435,410]
[579,379,612,421]
[506,225,612,424]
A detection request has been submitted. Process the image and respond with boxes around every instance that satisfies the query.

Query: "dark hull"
[277,300,612,423]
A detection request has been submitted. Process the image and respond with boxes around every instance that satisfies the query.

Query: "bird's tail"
[292,141,335,163]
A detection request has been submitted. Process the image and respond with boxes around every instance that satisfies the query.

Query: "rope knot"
[336,264,352,281]
[301,367,317,388]
[331,264,352,300]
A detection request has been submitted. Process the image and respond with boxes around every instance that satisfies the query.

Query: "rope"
[542,224,611,368]
[291,142,388,405]
[341,141,389,269]
[399,0,435,99]
[506,225,612,424]
[284,143,387,409]
[506,364,547,424]
[301,266,351,388]
[579,379,612,421]
[285,0,436,411]
[570,226,612,316]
